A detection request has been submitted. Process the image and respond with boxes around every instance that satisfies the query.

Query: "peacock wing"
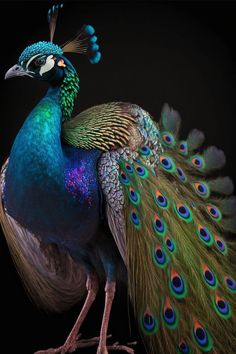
[61,102,139,151]
[0,160,86,312]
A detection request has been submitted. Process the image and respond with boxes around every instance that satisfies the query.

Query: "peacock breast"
[63,145,101,208]
[4,142,103,252]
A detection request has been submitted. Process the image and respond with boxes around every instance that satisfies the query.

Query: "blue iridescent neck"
[7,84,63,184]
[7,64,80,192]
[46,85,61,101]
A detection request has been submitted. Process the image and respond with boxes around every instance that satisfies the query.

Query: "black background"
[0,1,236,353]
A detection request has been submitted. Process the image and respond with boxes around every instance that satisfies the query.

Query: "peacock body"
[4,85,102,253]
[1,4,236,354]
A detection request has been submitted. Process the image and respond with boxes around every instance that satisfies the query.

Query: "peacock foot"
[97,341,137,354]
[34,334,108,354]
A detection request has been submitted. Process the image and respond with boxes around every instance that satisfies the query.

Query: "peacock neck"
[7,69,79,189]
[7,85,64,182]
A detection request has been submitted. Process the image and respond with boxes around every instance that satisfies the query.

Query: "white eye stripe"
[39,55,55,76]
[26,53,42,68]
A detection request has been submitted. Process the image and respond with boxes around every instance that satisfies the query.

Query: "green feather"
[62,102,136,151]
[119,105,236,354]
[212,294,231,319]
[192,324,213,352]
[60,69,79,120]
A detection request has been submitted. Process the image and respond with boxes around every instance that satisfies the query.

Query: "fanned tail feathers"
[120,104,236,353]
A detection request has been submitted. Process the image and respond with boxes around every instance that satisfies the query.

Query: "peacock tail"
[119,105,236,354]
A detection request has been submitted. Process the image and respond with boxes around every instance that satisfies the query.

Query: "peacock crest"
[18,4,101,73]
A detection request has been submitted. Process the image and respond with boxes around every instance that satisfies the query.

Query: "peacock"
[1,4,236,354]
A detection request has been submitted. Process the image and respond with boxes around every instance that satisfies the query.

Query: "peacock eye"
[34,57,46,67]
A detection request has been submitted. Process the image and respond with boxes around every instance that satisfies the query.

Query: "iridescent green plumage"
[118,105,236,354]
[60,68,80,120]
[62,102,136,150]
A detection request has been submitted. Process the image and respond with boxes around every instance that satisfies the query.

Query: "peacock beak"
[5,64,34,79]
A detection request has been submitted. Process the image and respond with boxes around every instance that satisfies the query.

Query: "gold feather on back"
[62,102,138,151]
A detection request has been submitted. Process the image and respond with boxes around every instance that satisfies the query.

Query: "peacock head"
[5,4,101,85]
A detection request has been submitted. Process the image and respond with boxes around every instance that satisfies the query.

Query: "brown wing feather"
[62,102,137,151]
[0,160,86,312]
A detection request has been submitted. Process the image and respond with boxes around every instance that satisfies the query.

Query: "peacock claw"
[97,341,137,354]
[34,334,112,354]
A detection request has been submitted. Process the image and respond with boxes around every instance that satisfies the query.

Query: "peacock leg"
[96,280,135,354]
[34,274,99,354]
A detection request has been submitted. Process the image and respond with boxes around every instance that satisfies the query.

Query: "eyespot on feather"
[140,308,158,335]
[193,182,210,198]
[153,213,166,237]
[202,264,218,289]
[119,171,130,185]
[225,276,236,293]
[165,235,176,253]
[134,161,149,179]
[197,225,213,246]
[130,208,141,229]
[162,297,178,328]
[206,205,222,221]
[192,321,213,351]
[213,293,231,319]
[190,155,205,169]
[169,269,187,298]
[174,203,193,222]
[159,155,176,173]
[176,167,187,182]
[177,339,191,354]
[161,131,175,147]
[139,145,152,157]
[214,235,227,255]
[179,141,188,155]
[153,244,168,268]
[128,186,140,205]
[153,189,169,209]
